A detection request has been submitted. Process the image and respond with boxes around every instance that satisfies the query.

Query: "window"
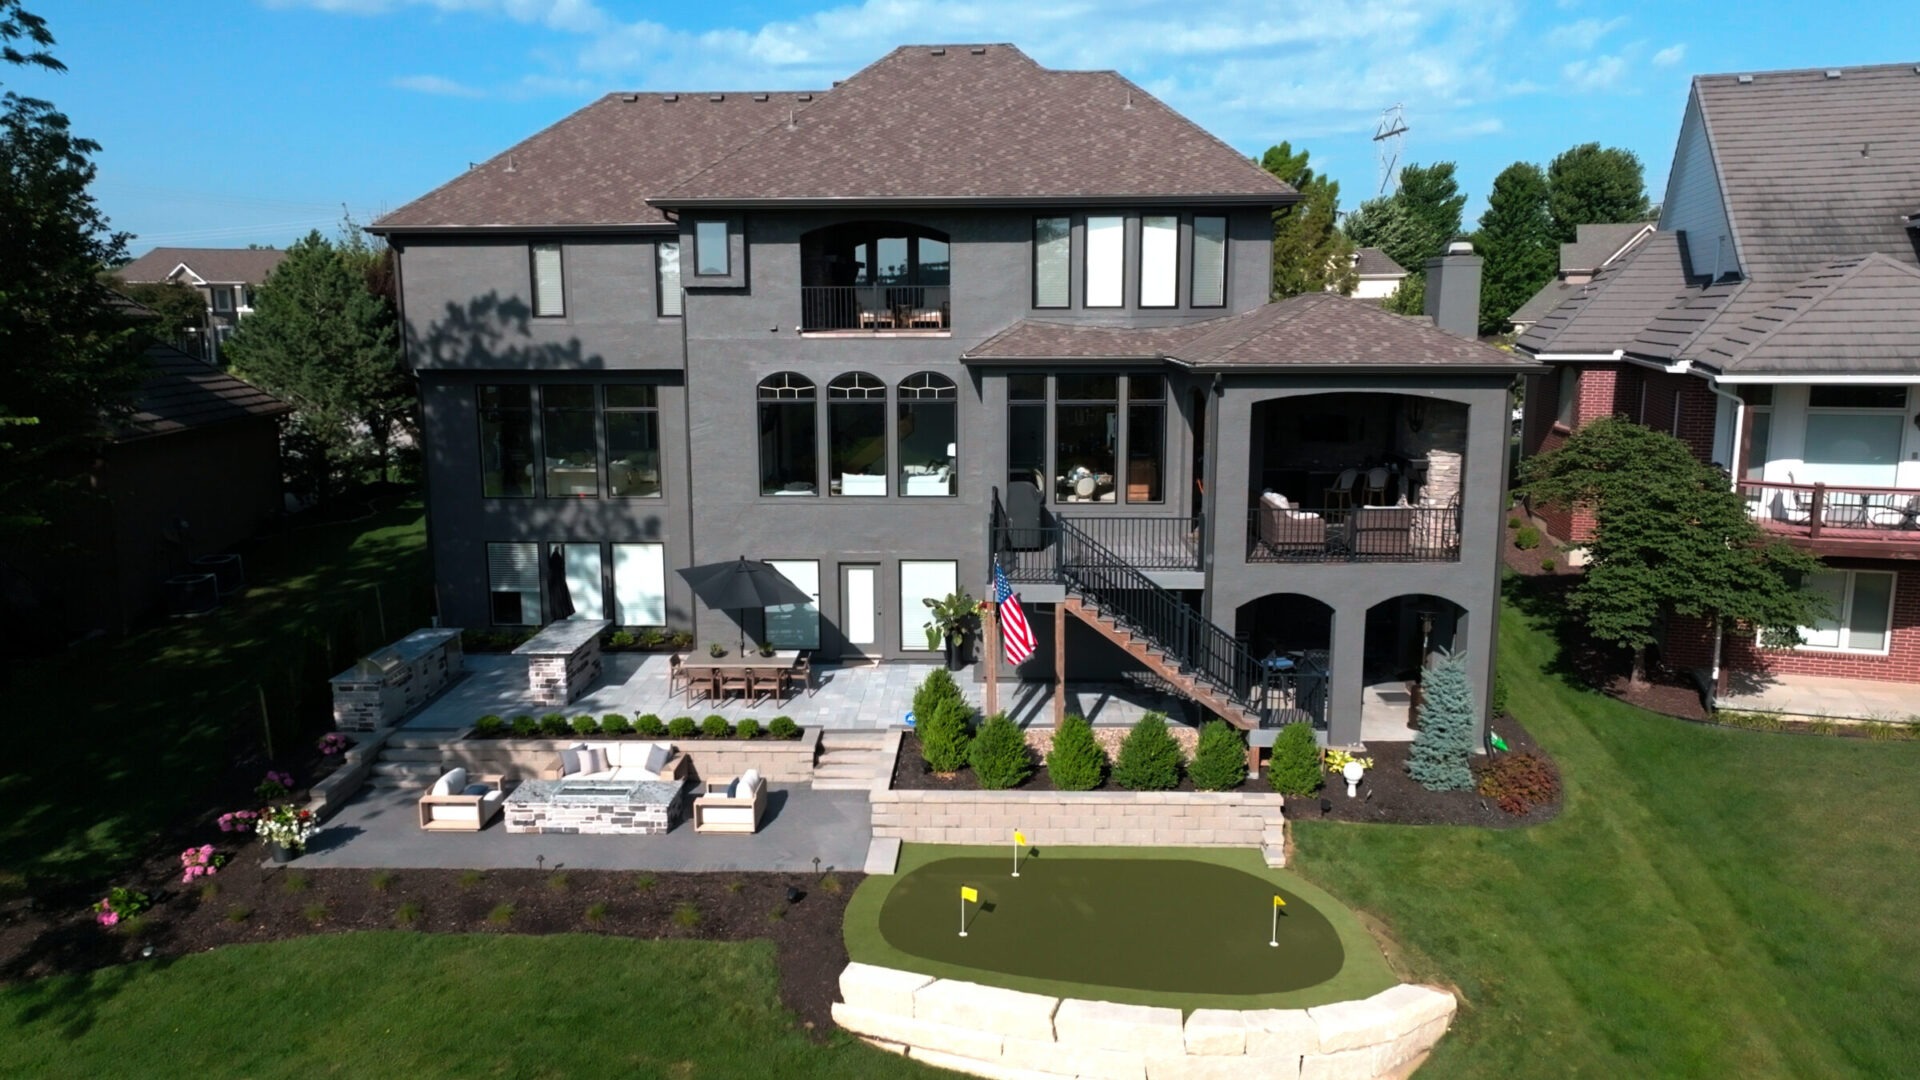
[551,542,605,621]
[1125,374,1165,502]
[1056,374,1118,503]
[1805,385,1906,486]
[1191,215,1226,307]
[1008,374,1048,489]
[758,372,818,495]
[1800,569,1895,653]
[763,559,820,649]
[211,286,234,313]
[486,542,539,626]
[605,385,661,497]
[541,385,599,497]
[694,221,729,276]
[1743,406,1772,483]
[612,543,666,626]
[531,243,564,317]
[1085,215,1123,307]
[829,372,888,496]
[898,371,957,496]
[900,560,958,651]
[1033,217,1070,308]
[478,385,535,498]
[657,241,682,316]
[1554,366,1579,428]
[1140,215,1178,307]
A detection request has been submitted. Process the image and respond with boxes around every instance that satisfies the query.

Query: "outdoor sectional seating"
[692,769,768,834]
[544,740,690,783]
[417,767,506,831]
[1256,492,1326,554]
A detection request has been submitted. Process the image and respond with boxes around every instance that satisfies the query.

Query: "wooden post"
[1053,602,1067,729]
[1809,484,1826,539]
[984,603,1000,717]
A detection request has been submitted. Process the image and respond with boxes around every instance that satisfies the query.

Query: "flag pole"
[985,592,1001,716]
[1270,901,1279,947]
[1012,829,1021,878]
[960,894,969,937]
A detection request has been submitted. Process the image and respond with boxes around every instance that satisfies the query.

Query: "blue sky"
[13,1,1916,252]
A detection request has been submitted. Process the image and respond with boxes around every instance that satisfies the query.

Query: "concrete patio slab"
[295,783,872,874]
[1716,671,1920,723]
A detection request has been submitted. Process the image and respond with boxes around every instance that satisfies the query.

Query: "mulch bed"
[891,731,1210,793]
[1296,710,1560,828]
[0,858,859,1036]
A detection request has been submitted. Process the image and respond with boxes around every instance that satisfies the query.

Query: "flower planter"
[267,841,294,864]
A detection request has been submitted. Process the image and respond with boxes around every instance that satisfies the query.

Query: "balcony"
[800,285,951,334]
[1247,505,1460,563]
[1738,480,1920,558]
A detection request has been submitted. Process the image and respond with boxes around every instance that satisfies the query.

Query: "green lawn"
[1292,584,1920,1078]
[0,498,430,890]
[0,933,938,1079]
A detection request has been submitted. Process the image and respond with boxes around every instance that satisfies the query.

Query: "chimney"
[1424,239,1482,340]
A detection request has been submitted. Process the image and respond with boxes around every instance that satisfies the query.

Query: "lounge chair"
[693,769,769,834]
[417,767,506,831]
[1255,492,1326,555]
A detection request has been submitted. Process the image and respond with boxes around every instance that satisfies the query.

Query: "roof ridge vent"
[1737,74,1753,84]
[663,93,679,102]
[930,47,945,56]
[969,46,986,55]
[621,93,637,102]
[753,93,768,102]
[797,92,812,101]
[709,93,724,101]
[1825,69,1842,79]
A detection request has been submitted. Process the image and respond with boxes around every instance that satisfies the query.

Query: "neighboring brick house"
[118,246,287,362]
[1517,62,1920,696]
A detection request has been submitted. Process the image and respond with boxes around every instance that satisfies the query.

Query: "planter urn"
[267,841,294,864]
[1342,760,1365,798]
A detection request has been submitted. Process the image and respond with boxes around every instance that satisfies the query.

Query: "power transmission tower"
[1373,104,1408,195]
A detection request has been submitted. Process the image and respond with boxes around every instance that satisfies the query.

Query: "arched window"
[828,372,888,496]
[898,371,957,496]
[758,372,817,495]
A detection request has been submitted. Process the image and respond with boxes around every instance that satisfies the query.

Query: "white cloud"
[391,73,488,97]
[1652,43,1687,68]
[1545,16,1626,52]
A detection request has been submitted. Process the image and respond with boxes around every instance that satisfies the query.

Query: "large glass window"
[758,372,818,495]
[552,542,605,621]
[606,385,661,497]
[1085,216,1123,307]
[829,372,888,496]
[694,221,729,275]
[657,241,681,316]
[1804,385,1907,486]
[763,559,820,649]
[899,371,957,496]
[478,385,535,498]
[900,560,958,651]
[1034,217,1070,309]
[1125,374,1165,502]
[486,542,539,626]
[1191,215,1226,307]
[612,543,666,626]
[1554,366,1579,428]
[1800,569,1896,653]
[541,385,599,497]
[1056,374,1118,503]
[1140,215,1178,307]
[531,243,564,317]
[1008,374,1048,491]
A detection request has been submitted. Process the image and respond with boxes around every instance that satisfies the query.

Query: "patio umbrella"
[546,546,576,621]
[676,557,813,652]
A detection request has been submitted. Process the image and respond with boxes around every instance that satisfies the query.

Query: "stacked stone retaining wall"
[870,790,1285,852]
[434,729,821,784]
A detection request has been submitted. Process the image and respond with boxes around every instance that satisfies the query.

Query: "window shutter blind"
[1085,216,1123,307]
[1034,218,1069,308]
[487,542,540,623]
[657,242,682,316]
[1140,215,1178,307]
[532,244,564,316]
[1191,216,1226,307]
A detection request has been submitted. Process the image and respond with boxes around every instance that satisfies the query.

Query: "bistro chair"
[668,654,692,699]
[1362,466,1392,506]
[1325,468,1359,516]
[785,654,814,699]
[717,666,751,700]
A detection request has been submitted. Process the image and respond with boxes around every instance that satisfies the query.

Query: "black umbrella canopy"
[546,546,576,621]
[677,557,812,610]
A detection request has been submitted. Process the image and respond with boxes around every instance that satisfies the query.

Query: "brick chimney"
[1423,239,1482,340]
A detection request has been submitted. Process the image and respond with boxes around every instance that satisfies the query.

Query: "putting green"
[847,846,1400,1010]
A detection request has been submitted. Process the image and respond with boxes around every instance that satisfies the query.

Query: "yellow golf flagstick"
[1270,894,1286,947]
[960,885,979,937]
[1012,829,1026,877]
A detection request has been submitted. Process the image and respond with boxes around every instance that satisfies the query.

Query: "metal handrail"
[1246,505,1461,562]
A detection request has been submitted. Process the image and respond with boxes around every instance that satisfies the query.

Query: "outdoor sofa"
[544,740,689,783]
[417,767,506,831]
[1256,491,1327,554]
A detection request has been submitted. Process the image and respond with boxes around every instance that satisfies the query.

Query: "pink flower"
[97,909,118,927]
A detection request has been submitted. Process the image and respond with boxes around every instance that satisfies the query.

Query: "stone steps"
[812,731,896,791]
[818,730,891,750]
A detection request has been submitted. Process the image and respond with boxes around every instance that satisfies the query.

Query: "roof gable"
[118,247,286,285]
[1561,222,1655,273]
[1696,253,1920,374]
[1517,231,1693,355]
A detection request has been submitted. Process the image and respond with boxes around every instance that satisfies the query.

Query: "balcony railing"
[1057,515,1201,571]
[1247,505,1460,563]
[800,285,951,333]
[1738,480,1920,539]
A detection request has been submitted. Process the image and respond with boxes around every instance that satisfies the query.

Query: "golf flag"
[1273,895,1287,908]
[961,886,979,904]
[1014,830,1026,847]
[1489,732,1511,753]
[994,564,1036,665]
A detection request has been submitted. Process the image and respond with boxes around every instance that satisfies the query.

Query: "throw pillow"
[462,783,493,797]
[559,743,587,775]
[578,748,608,775]
[725,778,739,798]
[643,742,671,775]
[442,766,468,793]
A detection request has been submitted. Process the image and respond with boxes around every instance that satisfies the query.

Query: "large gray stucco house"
[371,44,1536,746]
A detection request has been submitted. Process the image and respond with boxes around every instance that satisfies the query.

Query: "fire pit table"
[503,777,684,835]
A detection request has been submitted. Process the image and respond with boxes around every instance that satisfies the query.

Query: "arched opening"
[1362,594,1468,740]
[757,372,817,495]
[898,371,958,495]
[828,372,888,496]
[1234,593,1334,727]
[800,221,952,331]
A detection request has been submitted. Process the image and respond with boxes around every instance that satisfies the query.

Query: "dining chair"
[718,666,750,701]
[786,654,813,699]
[667,654,691,700]
[1325,468,1359,516]
[1362,466,1392,506]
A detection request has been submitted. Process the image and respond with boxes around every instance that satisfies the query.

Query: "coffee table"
[503,777,684,835]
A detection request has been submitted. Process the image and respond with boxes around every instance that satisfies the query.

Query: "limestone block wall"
[834,962,1456,1080]
[870,790,1284,851]
[305,730,390,821]
[435,728,821,784]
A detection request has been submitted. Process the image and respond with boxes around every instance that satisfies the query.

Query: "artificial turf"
[846,845,1399,1010]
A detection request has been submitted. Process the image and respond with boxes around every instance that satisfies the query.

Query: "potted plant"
[922,590,981,670]
[708,642,728,658]
[257,804,317,863]
[757,642,777,657]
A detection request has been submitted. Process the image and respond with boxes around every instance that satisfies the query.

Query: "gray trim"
[646,194,1297,211]
[369,223,677,237]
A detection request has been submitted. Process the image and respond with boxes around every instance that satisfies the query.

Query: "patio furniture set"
[669,651,814,704]
[1254,491,1460,559]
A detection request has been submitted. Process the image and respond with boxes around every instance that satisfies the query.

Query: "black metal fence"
[800,285,951,332]
[1246,505,1460,563]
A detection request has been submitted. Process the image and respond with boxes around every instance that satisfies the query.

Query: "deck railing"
[1056,515,1202,571]
[1246,505,1461,563]
[800,285,951,332]
[1737,480,1920,538]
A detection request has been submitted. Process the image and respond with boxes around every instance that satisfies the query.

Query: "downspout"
[1200,372,1223,625]
[1704,377,1746,708]
[668,210,699,649]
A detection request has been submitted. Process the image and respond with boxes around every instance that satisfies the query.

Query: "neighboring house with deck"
[1517,62,1920,704]
[371,44,1535,747]
[118,246,287,362]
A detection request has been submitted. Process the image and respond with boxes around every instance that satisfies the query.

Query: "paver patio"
[1716,670,1920,722]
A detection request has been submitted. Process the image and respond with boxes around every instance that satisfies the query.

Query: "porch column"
[1327,602,1367,747]
[1053,603,1067,728]
[1458,605,1493,748]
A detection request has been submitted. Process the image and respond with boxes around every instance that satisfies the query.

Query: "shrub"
[1044,715,1107,791]
[1112,712,1182,792]
[1513,525,1541,550]
[1266,722,1322,796]
[969,712,1033,789]
[473,715,505,738]
[457,870,485,889]
[1806,717,1840,737]
[819,873,843,895]
[510,715,538,738]
[487,903,515,925]
[768,716,800,740]
[92,886,152,928]
[1408,649,1476,792]
[607,630,637,648]
[1188,719,1248,792]
[735,718,761,740]
[539,713,571,737]
[918,697,974,774]
[669,631,695,649]
[635,714,665,737]
[302,902,329,925]
[547,871,571,892]
[281,871,310,895]
[637,627,666,648]
[672,902,701,928]
[584,902,608,925]
[667,716,698,740]
[370,870,396,893]
[600,714,633,735]
[395,901,424,927]
[571,715,600,737]
[1540,558,1556,572]
[1507,516,1522,529]
[225,905,251,924]
[1475,752,1560,814]
[701,715,732,739]
[912,667,966,726]
[633,873,657,892]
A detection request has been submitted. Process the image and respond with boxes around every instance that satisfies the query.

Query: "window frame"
[211,285,235,313]
[757,371,820,497]
[1190,215,1228,308]
[604,384,663,499]
[477,384,537,499]
[693,221,730,277]
[485,541,541,627]
[1553,366,1579,429]
[657,240,682,317]
[898,371,959,497]
[1797,569,1897,656]
[827,371,889,497]
[1138,214,1179,308]
[540,384,601,499]
[1032,215,1072,310]
[530,243,565,318]
[611,542,668,628]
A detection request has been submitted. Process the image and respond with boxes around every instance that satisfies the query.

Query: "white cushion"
[741,768,761,793]
[704,806,754,824]
[436,803,480,823]
[434,767,467,796]
[430,773,453,797]
[1287,510,1320,521]
[1261,491,1288,509]
[643,742,671,775]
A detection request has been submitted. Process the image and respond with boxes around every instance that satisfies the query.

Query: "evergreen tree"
[918,696,974,775]
[1474,161,1557,335]
[968,712,1032,790]
[1260,142,1355,297]
[1111,712,1182,792]
[1044,714,1107,790]
[1406,648,1475,792]
[1547,143,1651,243]
[1187,718,1248,792]
[1265,721,1322,796]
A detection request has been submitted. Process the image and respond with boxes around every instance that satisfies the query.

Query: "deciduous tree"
[1259,142,1354,297]
[1547,143,1651,243]
[1344,162,1466,314]
[1474,161,1556,335]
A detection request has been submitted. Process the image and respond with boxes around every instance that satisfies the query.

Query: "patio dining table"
[688,652,802,702]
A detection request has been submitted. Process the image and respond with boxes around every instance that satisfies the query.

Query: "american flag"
[993,563,1036,666]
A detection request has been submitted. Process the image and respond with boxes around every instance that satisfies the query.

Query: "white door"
[764,559,820,650]
[842,564,878,658]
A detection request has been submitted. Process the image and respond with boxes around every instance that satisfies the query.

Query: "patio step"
[817,730,891,750]
[366,760,441,788]
[811,738,895,791]
[376,747,447,763]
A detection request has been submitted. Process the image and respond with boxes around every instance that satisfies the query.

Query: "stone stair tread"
[1261,844,1287,868]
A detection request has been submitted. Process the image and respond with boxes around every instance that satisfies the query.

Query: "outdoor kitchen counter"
[514,619,609,706]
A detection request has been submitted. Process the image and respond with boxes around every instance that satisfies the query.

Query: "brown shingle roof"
[657,46,1291,206]
[1517,232,1695,355]
[1352,247,1406,277]
[117,345,291,442]
[118,247,286,285]
[1691,254,1920,375]
[967,293,1535,371]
